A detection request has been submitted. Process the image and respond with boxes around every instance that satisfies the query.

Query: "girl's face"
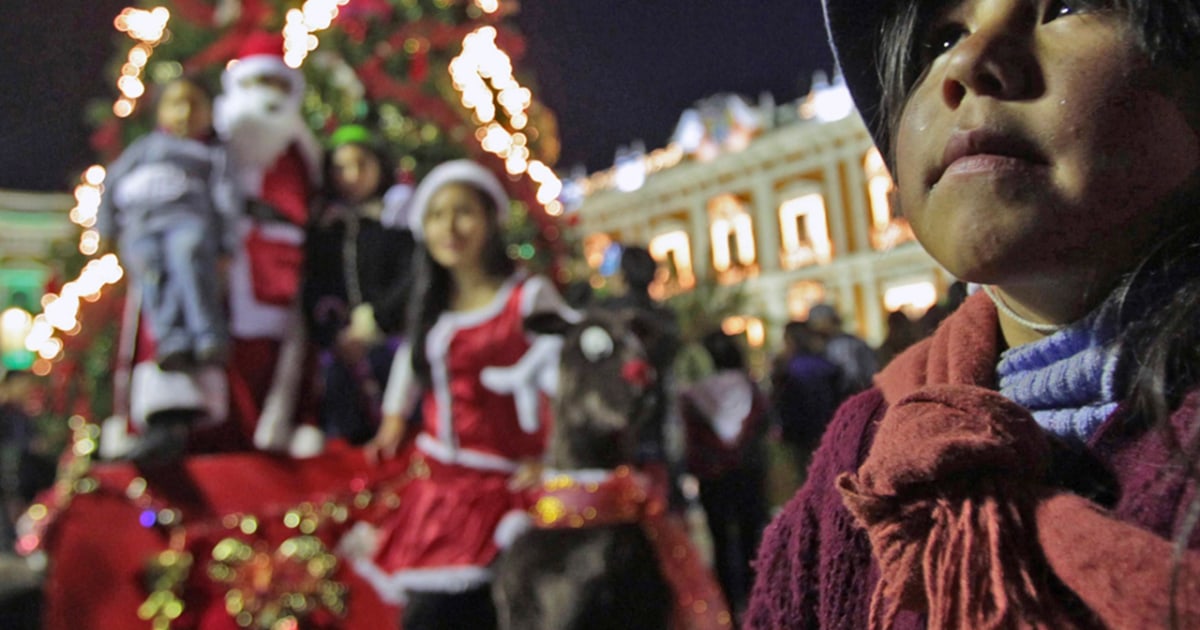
[330,144,383,204]
[422,182,494,274]
[895,0,1200,292]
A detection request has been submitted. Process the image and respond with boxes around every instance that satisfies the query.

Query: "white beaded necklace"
[982,285,1069,334]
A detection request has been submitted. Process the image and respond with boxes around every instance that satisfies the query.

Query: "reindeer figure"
[492,307,674,630]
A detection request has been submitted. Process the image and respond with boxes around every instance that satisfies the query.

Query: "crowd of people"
[6,0,1200,625]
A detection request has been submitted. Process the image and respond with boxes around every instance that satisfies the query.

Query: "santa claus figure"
[108,33,324,462]
[212,32,324,456]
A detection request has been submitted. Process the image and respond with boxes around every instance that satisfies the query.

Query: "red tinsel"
[165,0,215,25]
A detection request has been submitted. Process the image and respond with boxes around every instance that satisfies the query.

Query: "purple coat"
[745,293,1200,629]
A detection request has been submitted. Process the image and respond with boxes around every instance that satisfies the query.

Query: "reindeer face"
[527,308,660,449]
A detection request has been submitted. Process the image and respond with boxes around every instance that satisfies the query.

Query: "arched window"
[649,229,696,295]
[864,148,914,250]
[778,192,833,269]
[708,194,757,282]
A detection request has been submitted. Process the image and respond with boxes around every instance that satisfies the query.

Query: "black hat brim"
[822,0,891,155]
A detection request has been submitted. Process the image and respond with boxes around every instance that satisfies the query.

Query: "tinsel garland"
[19,418,417,630]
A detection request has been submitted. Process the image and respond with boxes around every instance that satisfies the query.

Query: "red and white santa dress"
[353,272,566,604]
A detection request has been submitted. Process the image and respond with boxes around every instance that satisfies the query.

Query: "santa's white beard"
[215,85,308,175]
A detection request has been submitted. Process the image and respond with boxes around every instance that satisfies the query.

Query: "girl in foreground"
[358,160,566,629]
[747,0,1200,628]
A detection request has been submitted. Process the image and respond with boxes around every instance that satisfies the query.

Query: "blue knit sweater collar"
[995,296,1124,443]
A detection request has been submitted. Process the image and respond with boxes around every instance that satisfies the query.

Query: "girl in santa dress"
[358,159,567,629]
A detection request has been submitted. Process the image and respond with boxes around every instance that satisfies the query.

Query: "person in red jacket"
[747,1,1200,628]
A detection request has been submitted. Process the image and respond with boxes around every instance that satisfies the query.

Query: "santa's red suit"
[212,34,324,456]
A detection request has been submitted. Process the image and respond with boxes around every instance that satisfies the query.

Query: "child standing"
[98,77,238,370]
[358,160,567,629]
[748,1,1200,628]
[304,125,415,444]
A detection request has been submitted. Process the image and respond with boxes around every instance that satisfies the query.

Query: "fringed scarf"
[840,295,1084,628]
[837,292,1200,629]
[836,384,1080,629]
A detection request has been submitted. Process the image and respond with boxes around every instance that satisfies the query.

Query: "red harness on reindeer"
[525,348,733,630]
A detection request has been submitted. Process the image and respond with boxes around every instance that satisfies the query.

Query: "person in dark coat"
[303,125,415,444]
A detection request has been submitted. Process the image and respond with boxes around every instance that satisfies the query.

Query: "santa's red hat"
[221,32,305,103]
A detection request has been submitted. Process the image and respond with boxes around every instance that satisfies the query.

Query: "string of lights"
[450,24,563,214]
[28,0,559,375]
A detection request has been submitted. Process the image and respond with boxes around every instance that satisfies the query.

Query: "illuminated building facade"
[569,87,951,349]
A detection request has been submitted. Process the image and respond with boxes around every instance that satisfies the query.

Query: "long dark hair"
[406,182,515,386]
[320,140,394,204]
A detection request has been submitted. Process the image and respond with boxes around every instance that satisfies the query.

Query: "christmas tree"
[17,7,584,629]
[91,0,562,187]
[34,0,580,421]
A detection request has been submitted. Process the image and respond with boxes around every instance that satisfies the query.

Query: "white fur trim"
[406,160,509,241]
[381,344,418,418]
[520,275,579,323]
[98,415,138,460]
[380,183,414,230]
[287,425,325,458]
[353,559,493,605]
[479,334,561,433]
[335,522,380,561]
[416,433,521,473]
[222,55,304,104]
[253,310,308,452]
[129,362,228,429]
[493,509,532,549]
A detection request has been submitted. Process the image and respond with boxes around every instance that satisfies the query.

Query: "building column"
[841,145,873,259]
[688,193,711,285]
[753,175,780,274]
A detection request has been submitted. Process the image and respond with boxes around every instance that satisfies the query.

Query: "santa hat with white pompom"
[221,32,305,107]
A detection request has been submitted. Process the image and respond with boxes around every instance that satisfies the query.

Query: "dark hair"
[702,330,746,372]
[407,182,515,385]
[321,141,394,203]
[783,320,824,356]
[876,0,1200,168]
[619,246,658,295]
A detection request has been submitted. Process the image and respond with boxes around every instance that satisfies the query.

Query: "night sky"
[0,0,834,192]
